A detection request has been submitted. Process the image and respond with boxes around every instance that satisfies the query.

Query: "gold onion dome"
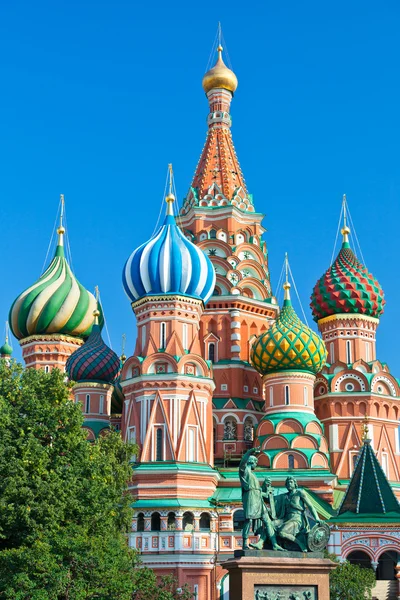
[251,283,327,375]
[202,45,238,94]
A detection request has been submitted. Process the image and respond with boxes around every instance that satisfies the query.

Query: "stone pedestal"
[222,550,336,600]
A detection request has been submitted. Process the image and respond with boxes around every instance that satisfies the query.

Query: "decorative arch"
[372,376,397,397]
[276,419,303,435]
[142,353,178,375]
[273,451,308,469]
[263,436,289,450]
[305,421,323,435]
[310,452,329,468]
[257,420,274,437]
[333,372,367,392]
[291,435,318,450]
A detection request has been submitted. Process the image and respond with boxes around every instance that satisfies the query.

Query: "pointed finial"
[93,286,100,324]
[341,194,350,244]
[361,415,371,443]
[283,253,291,301]
[120,333,127,363]
[165,163,175,216]
[57,194,65,245]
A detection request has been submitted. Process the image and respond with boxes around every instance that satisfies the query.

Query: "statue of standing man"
[239,447,282,551]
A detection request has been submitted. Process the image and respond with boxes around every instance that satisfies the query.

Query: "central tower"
[179,46,279,461]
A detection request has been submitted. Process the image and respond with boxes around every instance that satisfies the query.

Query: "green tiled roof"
[83,419,110,437]
[212,397,264,411]
[330,440,400,523]
[133,499,214,509]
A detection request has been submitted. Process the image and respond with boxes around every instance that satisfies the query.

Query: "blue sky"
[1,1,399,373]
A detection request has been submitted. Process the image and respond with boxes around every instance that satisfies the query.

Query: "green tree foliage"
[329,557,376,600]
[132,567,193,600]
[0,362,138,599]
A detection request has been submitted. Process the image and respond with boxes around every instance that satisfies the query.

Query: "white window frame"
[187,426,198,462]
[182,323,188,350]
[365,341,370,362]
[85,394,90,414]
[99,394,104,414]
[329,342,335,363]
[346,340,352,364]
[381,452,389,476]
[349,450,358,475]
[152,424,166,461]
[141,325,146,350]
[160,322,167,348]
[304,386,308,406]
[284,385,290,406]
[127,426,137,461]
[269,386,273,407]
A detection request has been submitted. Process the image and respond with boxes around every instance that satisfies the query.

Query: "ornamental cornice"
[132,295,204,310]
[318,314,379,327]
[72,382,113,391]
[20,334,84,346]
[263,371,316,383]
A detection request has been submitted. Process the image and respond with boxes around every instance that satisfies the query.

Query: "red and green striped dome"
[311,241,385,322]
[66,316,120,384]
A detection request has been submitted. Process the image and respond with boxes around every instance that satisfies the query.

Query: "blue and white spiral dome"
[122,195,216,304]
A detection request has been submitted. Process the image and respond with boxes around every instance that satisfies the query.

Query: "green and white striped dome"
[9,227,102,341]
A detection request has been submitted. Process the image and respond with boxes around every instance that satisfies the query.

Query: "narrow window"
[365,342,370,362]
[288,454,294,469]
[85,394,90,414]
[346,340,352,364]
[156,428,163,461]
[193,584,199,599]
[329,342,334,363]
[304,386,308,406]
[188,428,195,462]
[381,452,388,476]
[269,386,273,407]
[285,385,290,406]
[182,323,188,350]
[44,365,50,374]
[141,325,146,350]
[137,513,145,532]
[99,395,104,414]
[151,512,161,531]
[208,343,215,363]
[160,322,166,348]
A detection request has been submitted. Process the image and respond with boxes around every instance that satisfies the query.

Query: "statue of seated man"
[274,476,321,552]
[239,447,283,551]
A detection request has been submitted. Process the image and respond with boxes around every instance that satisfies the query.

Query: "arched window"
[304,386,308,407]
[156,428,163,461]
[329,342,335,364]
[346,340,352,364]
[209,229,217,239]
[288,454,295,469]
[85,394,90,414]
[208,343,215,363]
[151,512,161,531]
[285,386,290,406]
[365,341,370,362]
[99,395,104,414]
[224,418,237,440]
[182,512,194,531]
[233,509,245,531]
[137,513,145,532]
[199,512,211,530]
[141,325,146,350]
[269,386,273,407]
[160,322,167,348]
[167,512,176,530]
[188,427,196,462]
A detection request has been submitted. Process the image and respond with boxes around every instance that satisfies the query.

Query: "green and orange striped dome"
[311,235,385,322]
[9,227,102,341]
[251,283,327,375]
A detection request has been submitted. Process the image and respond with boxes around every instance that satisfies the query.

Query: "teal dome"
[0,340,12,356]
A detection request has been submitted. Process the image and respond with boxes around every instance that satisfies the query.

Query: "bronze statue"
[238,447,282,550]
[239,451,330,553]
[274,476,321,552]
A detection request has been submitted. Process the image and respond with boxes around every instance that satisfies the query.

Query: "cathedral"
[2,42,400,600]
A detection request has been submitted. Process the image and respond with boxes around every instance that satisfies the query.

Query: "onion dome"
[202,45,238,94]
[123,193,216,304]
[251,282,327,375]
[9,221,102,341]
[0,336,12,356]
[310,226,385,322]
[66,309,120,384]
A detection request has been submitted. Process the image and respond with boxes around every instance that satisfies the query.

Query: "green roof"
[212,397,264,411]
[330,440,400,523]
[83,419,110,437]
